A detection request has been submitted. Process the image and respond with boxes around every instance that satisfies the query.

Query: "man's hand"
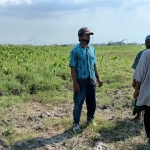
[98,80,103,87]
[132,79,136,89]
[73,82,80,92]
[133,89,139,99]
[133,81,141,99]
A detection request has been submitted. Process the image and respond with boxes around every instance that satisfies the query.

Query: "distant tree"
[108,40,113,46]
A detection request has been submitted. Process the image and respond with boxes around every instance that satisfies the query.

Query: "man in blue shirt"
[69,27,103,132]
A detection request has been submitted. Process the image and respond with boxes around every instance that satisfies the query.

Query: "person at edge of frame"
[69,27,103,132]
[133,37,150,146]
[131,35,150,121]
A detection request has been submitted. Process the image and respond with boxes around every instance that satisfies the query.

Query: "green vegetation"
[0,45,71,99]
[0,44,148,149]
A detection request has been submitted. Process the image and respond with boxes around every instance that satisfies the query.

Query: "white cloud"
[0,0,150,45]
[73,0,91,3]
[0,0,125,19]
[0,0,32,6]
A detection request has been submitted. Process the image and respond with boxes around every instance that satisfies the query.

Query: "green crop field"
[0,45,141,98]
[0,44,148,150]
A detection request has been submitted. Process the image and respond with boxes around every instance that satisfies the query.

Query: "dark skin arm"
[71,67,80,92]
[132,78,136,89]
[94,64,103,87]
[71,64,103,92]
[133,81,141,99]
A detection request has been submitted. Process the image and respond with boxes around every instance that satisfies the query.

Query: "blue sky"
[0,0,150,45]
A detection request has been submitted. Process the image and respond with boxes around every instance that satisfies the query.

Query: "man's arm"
[94,64,103,87]
[133,51,146,100]
[133,81,141,99]
[71,67,80,92]
[132,78,136,89]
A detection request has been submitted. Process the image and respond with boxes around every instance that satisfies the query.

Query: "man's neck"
[80,42,88,48]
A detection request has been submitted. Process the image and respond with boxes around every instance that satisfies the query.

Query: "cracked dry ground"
[0,86,147,150]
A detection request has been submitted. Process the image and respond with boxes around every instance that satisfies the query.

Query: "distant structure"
[29,35,36,46]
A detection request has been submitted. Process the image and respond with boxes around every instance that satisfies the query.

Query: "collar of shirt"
[78,43,89,49]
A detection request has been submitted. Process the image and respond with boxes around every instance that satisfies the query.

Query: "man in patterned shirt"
[69,27,103,132]
[132,35,150,121]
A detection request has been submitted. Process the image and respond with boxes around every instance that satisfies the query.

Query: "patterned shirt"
[132,49,145,69]
[69,44,97,79]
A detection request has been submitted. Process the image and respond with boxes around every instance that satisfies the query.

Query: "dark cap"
[145,35,150,40]
[78,27,94,35]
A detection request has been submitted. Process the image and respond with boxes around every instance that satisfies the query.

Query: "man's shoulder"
[70,44,81,52]
[142,49,150,56]
[88,45,95,50]
[137,49,146,55]
[134,49,145,59]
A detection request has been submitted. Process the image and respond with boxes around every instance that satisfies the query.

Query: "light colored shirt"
[69,44,97,79]
[133,49,150,106]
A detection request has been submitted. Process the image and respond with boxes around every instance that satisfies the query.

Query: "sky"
[0,0,150,45]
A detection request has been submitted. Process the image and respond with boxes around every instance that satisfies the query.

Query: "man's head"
[78,27,94,45]
[145,35,150,48]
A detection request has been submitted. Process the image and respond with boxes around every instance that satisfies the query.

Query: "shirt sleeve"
[133,52,146,82]
[69,50,77,67]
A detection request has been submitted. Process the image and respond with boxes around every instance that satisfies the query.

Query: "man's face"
[79,34,91,44]
[82,34,90,41]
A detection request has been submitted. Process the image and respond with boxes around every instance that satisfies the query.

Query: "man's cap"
[145,35,150,40]
[78,27,94,35]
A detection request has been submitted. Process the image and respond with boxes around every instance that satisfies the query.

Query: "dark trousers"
[142,106,150,138]
[73,80,96,124]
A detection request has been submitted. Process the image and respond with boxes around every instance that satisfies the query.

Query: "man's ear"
[78,35,82,41]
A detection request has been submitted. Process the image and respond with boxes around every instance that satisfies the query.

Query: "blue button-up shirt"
[69,44,97,79]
